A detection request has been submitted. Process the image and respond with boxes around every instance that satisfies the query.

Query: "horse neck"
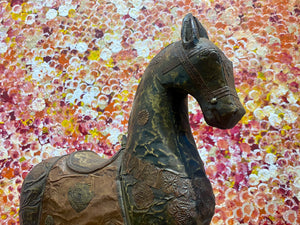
[124,72,205,177]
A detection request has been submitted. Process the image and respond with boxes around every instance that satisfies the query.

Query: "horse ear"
[181,13,209,49]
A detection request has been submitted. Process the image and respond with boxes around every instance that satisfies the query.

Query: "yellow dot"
[88,50,100,61]
[68,9,76,18]
[11,13,20,20]
[61,119,70,127]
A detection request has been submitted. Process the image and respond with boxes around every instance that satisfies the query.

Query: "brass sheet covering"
[40,155,124,225]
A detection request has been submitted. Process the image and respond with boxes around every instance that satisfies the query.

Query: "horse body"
[20,14,245,225]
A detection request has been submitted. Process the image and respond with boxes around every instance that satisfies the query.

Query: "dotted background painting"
[0,0,299,224]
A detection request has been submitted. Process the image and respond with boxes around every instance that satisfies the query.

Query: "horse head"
[157,13,246,129]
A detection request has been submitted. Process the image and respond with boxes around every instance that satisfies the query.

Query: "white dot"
[58,5,69,17]
[110,41,122,53]
[129,7,140,19]
[75,42,88,53]
[46,9,57,20]
[100,48,112,61]
[269,113,282,127]
[25,14,35,25]
[265,153,276,164]
[31,98,46,112]
[0,43,8,54]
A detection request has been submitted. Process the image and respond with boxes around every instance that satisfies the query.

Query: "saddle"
[67,136,127,174]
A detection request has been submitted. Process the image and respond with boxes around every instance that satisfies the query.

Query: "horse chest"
[120,154,215,225]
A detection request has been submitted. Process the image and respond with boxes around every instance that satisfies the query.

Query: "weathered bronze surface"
[20,14,245,225]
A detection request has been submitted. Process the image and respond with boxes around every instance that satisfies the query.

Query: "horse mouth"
[204,106,245,129]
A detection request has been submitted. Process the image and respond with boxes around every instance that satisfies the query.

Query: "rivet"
[210,98,217,104]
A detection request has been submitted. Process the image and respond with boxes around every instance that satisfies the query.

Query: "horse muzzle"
[201,94,246,129]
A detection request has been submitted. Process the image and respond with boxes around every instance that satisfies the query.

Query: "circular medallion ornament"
[136,109,150,126]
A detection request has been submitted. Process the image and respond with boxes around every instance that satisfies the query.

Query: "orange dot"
[265,203,276,214]
[234,207,243,218]
[2,196,8,203]
[215,22,227,29]
[1,167,15,179]
[251,208,259,219]
[216,193,225,205]
[280,33,296,45]
[212,214,221,224]
[288,16,297,23]
[255,196,266,209]
[243,215,251,223]
[58,54,69,65]
[242,203,254,215]
[226,218,237,225]
[285,210,297,223]
[225,188,237,200]
[240,190,252,202]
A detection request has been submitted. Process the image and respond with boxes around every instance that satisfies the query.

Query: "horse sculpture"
[20,14,245,225]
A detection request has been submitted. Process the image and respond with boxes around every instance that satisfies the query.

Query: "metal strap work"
[211,86,240,100]
[176,43,210,95]
[175,42,239,104]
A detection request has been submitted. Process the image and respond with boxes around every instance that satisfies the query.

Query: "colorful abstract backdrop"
[0,0,299,224]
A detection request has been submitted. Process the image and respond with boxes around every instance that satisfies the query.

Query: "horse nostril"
[230,104,238,114]
[233,107,238,114]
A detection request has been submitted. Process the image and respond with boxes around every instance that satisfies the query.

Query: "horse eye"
[209,51,219,61]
